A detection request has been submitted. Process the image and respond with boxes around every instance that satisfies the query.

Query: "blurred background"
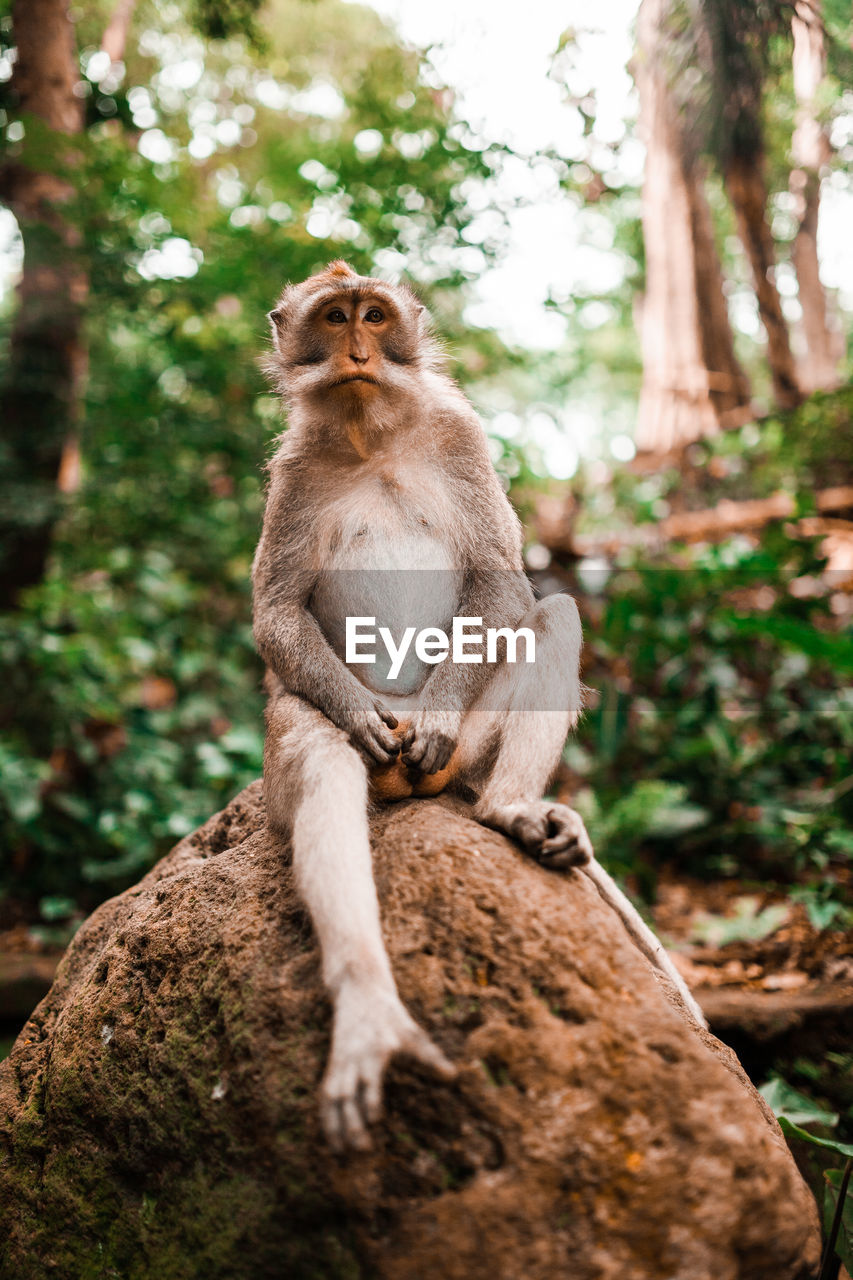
[1,0,852,1247]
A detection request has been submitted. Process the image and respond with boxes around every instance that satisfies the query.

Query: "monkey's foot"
[322,979,455,1153]
[476,800,593,870]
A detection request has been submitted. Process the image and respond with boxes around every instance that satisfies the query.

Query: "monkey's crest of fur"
[323,259,359,279]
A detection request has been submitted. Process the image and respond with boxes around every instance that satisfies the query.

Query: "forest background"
[1,0,852,1259]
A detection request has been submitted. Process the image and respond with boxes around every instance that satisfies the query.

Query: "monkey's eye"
[326,308,347,324]
[364,307,385,323]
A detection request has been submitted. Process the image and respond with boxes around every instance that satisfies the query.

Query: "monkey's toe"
[493,801,592,870]
[538,805,593,867]
[539,843,590,870]
[322,1066,378,1154]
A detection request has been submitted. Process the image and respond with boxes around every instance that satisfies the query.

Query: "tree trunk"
[0,0,84,609]
[789,0,841,391]
[724,154,802,410]
[635,0,751,455]
[53,0,138,504]
[688,163,753,424]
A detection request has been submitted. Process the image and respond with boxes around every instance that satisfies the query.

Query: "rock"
[0,783,819,1280]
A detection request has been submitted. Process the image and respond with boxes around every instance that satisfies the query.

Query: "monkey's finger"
[402,737,426,767]
[376,704,398,729]
[540,828,588,857]
[404,731,454,773]
[339,1094,372,1151]
[425,738,454,773]
[542,810,592,854]
[322,1096,346,1153]
[361,1074,383,1126]
[374,726,401,756]
[420,746,443,774]
[513,816,549,850]
[322,1062,357,1150]
[361,730,400,765]
[540,828,575,854]
[324,1115,342,1153]
[404,1028,456,1081]
[400,724,417,752]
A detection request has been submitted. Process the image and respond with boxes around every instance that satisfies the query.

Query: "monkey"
[253,260,707,1152]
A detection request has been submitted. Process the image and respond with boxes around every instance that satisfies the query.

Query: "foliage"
[0,0,851,927]
[687,896,790,947]
[565,392,853,896]
[0,550,264,896]
[0,0,507,905]
[760,1076,840,1128]
[190,0,266,45]
[763,1073,853,1274]
[824,1165,853,1278]
[573,779,708,869]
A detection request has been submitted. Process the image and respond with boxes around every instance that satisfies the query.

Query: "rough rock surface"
[0,783,819,1280]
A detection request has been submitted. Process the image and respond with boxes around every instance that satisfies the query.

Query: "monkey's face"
[267,263,437,419]
[306,290,418,399]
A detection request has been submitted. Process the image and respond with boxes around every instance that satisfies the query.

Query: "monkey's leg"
[452,597,708,1028]
[265,691,454,1151]
[454,593,591,867]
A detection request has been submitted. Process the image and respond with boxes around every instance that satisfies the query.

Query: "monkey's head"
[265,261,441,420]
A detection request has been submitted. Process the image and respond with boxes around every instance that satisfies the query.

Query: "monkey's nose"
[349,352,369,364]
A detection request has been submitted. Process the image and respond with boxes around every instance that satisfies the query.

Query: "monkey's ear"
[414,300,431,332]
[268,306,287,351]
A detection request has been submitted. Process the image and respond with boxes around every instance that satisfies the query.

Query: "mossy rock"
[0,784,820,1279]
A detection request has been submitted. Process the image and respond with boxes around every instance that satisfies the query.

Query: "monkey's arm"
[253,478,400,765]
[402,430,534,772]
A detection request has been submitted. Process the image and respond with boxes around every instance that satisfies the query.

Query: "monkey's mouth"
[333,374,379,387]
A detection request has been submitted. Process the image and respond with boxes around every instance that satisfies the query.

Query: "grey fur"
[253,263,706,1151]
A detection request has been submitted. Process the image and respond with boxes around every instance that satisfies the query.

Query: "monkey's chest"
[310,514,461,697]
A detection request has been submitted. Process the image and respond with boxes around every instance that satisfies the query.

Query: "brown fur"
[369,721,459,800]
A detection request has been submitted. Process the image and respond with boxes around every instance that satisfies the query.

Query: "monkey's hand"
[322,978,455,1152]
[344,691,403,765]
[476,800,593,870]
[399,707,460,775]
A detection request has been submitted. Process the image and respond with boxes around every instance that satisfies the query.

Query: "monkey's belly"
[310,531,461,697]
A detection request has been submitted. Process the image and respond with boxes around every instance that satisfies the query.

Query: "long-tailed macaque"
[253,261,706,1151]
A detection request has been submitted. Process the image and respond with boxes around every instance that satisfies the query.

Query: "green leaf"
[722,614,853,674]
[760,1078,839,1128]
[778,1117,853,1159]
[690,897,789,947]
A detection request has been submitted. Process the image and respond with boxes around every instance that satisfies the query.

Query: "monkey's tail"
[583,859,709,1030]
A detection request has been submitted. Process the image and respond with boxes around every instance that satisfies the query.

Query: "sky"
[357,0,642,350]
[358,0,853,342]
[346,0,648,473]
